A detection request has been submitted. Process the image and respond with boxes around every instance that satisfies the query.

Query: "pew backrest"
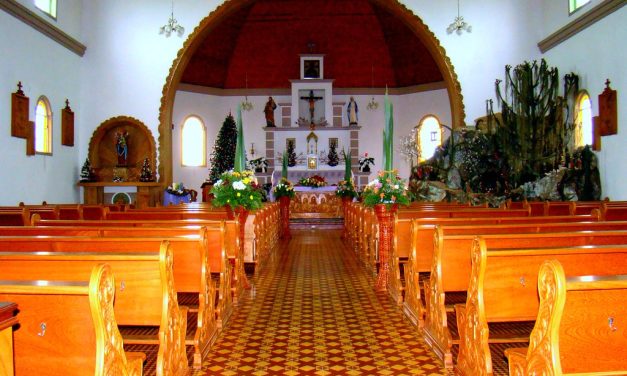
[0,264,144,376]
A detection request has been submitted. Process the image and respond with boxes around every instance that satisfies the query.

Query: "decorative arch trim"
[157,0,465,185]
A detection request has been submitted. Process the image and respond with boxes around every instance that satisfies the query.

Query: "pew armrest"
[504,347,527,376]
[125,352,146,376]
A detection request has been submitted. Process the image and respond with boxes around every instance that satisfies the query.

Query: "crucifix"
[300,90,323,124]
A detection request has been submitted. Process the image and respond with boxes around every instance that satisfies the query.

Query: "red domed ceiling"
[180,0,443,89]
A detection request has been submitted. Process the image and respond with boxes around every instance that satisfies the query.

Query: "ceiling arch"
[180,0,443,89]
[158,0,464,185]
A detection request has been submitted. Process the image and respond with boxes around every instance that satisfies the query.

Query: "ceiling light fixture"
[366,65,379,111]
[160,0,185,38]
[447,0,472,35]
[241,73,253,111]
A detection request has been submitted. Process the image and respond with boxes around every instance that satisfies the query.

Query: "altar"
[291,186,343,218]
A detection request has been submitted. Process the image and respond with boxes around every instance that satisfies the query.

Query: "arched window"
[35,96,52,154]
[181,116,206,166]
[569,0,590,14]
[34,0,57,18]
[417,115,442,161]
[574,91,592,147]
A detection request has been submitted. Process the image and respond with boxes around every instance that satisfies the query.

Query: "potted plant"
[210,170,264,212]
[273,177,295,200]
[361,170,410,208]
[359,153,375,172]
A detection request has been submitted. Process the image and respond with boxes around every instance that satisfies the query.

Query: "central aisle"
[196,228,446,375]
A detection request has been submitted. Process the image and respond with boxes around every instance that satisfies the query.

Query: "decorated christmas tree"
[287,141,297,167]
[80,158,95,182]
[327,142,339,166]
[139,158,154,182]
[207,113,238,183]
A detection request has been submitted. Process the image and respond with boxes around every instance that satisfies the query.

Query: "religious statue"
[264,96,277,127]
[300,90,323,124]
[115,130,129,166]
[347,97,358,125]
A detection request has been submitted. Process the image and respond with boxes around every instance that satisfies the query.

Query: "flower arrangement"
[359,153,375,172]
[210,170,264,210]
[166,182,187,196]
[273,178,295,199]
[298,175,327,188]
[335,179,357,199]
[362,170,410,208]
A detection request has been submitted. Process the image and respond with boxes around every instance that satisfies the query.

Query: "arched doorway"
[158,0,464,184]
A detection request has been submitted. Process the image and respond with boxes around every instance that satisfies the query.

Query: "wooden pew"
[0,209,30,226]
[454,240,627,375]
[398,214,609,326]
[505,260,627,375]
[31,218,245,303]
[0,264,145,376]
[107,211,229,221]
[0,241,188,375]
[0,302,19,376]
[424,229,627,368]
[0,223,236,367]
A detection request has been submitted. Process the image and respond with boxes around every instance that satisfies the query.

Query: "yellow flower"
[237,192,241,197]
[249,195,253,200]
[243,178,250,184]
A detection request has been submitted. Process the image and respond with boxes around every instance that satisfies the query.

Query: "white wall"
[2,0,623,203]
[0,7,82,205]
[540,6,626,199]
[173,89,451,188]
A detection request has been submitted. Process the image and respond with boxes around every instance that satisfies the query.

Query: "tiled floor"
[193,228,447,375]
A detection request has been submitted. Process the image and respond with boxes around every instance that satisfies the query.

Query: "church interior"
[0,0,626,375]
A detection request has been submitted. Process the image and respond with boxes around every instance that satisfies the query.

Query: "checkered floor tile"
[191,228,447,375]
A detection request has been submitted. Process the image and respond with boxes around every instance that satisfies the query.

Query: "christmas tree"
[287,141,297,167]
[80,158,94,182]
[139,158,154,182]
[207,113,238,183]
[327,142,339,166]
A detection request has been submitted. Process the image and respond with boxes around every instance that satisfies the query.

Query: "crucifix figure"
[300,90,323,124]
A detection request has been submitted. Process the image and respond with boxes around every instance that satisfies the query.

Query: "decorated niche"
[87,116,156,182]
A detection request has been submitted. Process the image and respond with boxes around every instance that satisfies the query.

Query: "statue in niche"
[115,129,129,166]
[347,97,358,125]
[264,96,277,127]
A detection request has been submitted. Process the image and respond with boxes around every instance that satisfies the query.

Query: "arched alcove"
[158,0,465,185]
[88,116,157,182]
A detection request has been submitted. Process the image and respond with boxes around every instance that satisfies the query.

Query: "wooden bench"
[0,302,19,376]
[505,260,627,375]
[397,214,606,326]
[0,209,30,226]
[0,240,188,375]
[454,241,627,375]
[423,229,627,368]
[0,228,230,369]
[0,264,145,376]
[31,218,246,303]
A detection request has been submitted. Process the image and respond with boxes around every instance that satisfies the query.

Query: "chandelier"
[160,0,185,37]
[366,65,379,111]
[241,73,253,111]
[447,0,472,35]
